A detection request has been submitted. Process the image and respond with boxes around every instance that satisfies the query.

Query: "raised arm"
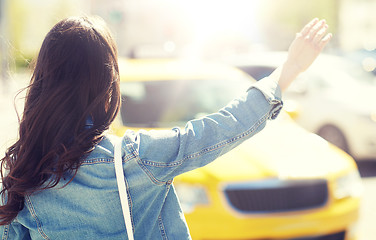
[271,18,332,91]
[128,18,332,183]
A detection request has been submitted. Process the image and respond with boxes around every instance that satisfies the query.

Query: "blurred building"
[90,0,260,59]
[339,0,376,51]
[3,0,91,68]
[90,0,196,58]
[3,0,376,67]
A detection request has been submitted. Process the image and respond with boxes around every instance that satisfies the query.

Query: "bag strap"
[114,139,135,240]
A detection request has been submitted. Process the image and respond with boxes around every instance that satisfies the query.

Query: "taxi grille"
[292,231,345,240]
[224,179,328,213]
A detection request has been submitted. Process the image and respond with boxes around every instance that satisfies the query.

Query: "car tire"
[317,125,349,154]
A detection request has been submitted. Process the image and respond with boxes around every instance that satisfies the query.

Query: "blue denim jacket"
[1,77,282,240]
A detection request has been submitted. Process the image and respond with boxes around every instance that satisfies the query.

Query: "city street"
[1,0,375,239]
[0,73,375,239]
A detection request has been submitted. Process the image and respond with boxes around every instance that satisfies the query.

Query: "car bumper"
[186,196,361,240]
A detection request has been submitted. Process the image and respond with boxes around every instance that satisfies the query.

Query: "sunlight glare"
[174,0,261,56]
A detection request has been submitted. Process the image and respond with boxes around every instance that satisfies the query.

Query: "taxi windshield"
[120,78,251,128]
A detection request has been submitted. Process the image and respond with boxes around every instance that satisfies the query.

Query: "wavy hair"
[0,16,120,225]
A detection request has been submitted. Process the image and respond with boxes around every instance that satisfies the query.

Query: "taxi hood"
[195,113,356,182]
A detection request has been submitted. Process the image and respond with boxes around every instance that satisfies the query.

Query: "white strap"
[114,139,135,240]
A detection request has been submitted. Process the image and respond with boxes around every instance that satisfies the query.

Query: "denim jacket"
[1,77,282,240]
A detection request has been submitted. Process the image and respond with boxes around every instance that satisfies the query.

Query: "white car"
[226,52,376,160]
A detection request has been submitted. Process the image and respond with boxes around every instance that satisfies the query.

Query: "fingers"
[319,33,332,49]
[309,19,326,40]
[299,18,332,50]
[312,23,328,44]
[287,18,333,73]
[311,20,332,50]
[300,18,319,36]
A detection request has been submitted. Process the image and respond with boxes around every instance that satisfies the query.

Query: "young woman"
[0,16,331,239]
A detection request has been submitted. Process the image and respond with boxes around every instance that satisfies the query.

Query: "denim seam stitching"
[124,137,168,185]
[142,112,268,168]
[1,224,8,240]
[158,214,168,240]
[81,158,112,164]
[182,112,268,161]
[81,154,134,165]
[137,159,167,185]
[25,195,50,240]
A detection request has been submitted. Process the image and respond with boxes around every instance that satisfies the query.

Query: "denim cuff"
[247,77,283,120]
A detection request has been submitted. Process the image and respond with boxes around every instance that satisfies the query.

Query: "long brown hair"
[0,16,121,225]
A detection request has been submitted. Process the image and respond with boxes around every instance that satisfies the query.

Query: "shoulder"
[82,134,118,164]
[122,129,181,150]
[82,131,144,164]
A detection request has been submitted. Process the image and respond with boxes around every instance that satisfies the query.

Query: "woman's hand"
[277,18,332,91]
[287,18,332,72]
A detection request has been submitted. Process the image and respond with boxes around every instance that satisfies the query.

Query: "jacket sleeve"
[122,77,283,184]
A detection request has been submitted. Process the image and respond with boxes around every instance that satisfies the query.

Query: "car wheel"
[317,125,349,153]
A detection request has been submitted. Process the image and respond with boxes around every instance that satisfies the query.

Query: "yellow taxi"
[111,58,362,240]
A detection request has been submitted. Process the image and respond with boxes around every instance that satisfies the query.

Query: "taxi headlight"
[334,170,363,199]
[174,184,209,214]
